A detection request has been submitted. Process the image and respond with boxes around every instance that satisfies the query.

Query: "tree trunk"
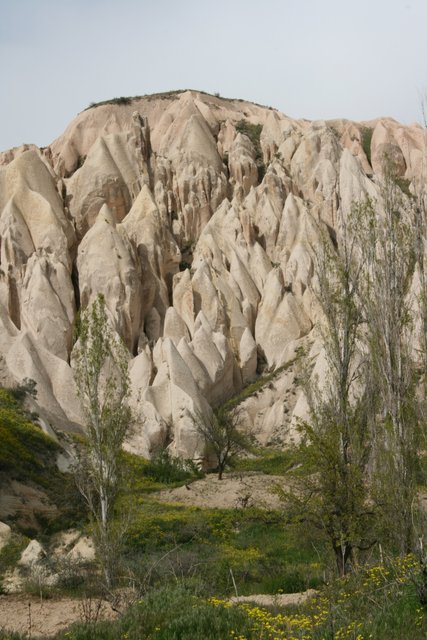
[333,542,352,577]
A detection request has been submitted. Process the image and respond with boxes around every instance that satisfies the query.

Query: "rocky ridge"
[0,89,426,461]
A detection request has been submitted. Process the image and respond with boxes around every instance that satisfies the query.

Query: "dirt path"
[231,589,317,607]
[0,594,117,637]
[155,473,289,510]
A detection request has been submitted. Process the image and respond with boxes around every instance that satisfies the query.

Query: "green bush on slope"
[0,388,59,484]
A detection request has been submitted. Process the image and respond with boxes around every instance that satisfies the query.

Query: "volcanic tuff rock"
[1,89,426,459]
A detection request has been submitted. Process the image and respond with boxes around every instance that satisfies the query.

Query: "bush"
[0,388,59,482]
[361,126,373,164]
[395,176,413,198]
[143,450,202,485]
[235,119,265,182]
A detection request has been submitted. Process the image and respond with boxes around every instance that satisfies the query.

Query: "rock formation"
[0,89,426,460]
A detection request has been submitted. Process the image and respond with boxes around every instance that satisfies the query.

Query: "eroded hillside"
[0,89,426,459]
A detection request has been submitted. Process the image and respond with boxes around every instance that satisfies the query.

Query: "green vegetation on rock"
[0,387,59,484]
[235,119,266,182]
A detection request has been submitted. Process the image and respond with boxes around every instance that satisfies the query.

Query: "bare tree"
[192,406,249,480]
[73,294,131,589]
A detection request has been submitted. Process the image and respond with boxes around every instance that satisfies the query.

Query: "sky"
[1,0,426,151]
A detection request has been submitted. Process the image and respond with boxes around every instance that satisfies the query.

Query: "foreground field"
[0,559,425,640]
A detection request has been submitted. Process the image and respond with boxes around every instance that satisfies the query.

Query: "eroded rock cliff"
[1,90,426,458]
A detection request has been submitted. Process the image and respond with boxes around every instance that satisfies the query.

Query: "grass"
[1,558,425,639]
[0,388,59,483]
[120,483,323,596]
[105,448,323,597]
[234,447,301,476]
[1,387,425,639]
[0,534,29,590]
[223,359,295,412]
[0,387,85,536]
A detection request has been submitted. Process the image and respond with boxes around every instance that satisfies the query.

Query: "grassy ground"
[1,557,425,639]
[1,396,425,638]
[117,451,324,597]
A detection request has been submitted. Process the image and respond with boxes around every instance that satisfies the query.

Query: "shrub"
[235,119,265,182]
[394,176,413,198]
[0,387,59,482]
[361,126,373,164]
[143,450,202,484]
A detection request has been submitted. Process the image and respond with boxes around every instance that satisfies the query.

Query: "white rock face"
[67,536,96,563]
[18,539,46,567]
[1,90,426,460]
[0,521,11,550]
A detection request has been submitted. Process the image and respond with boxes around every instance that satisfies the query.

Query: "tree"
[73,294,131,589]
[413,97,427,408]
[353,170,422,554]
[286,214,375,576]
[192,406,248,480]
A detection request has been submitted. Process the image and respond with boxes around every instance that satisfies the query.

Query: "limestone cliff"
[0,90,426,459]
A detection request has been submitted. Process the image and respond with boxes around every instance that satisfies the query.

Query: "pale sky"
[1,0,426,151]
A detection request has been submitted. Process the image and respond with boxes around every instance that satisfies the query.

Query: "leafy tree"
[73,294,131,588]
[353,174,421,554]
[192,406,249,480]
[285,214,375,576]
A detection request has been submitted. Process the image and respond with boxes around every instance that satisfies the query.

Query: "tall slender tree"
[288,213,374,576]
[73,294,131,589]
[353,171,421,554]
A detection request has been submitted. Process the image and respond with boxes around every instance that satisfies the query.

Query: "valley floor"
[155,472,287,510]
[0,594,117,637]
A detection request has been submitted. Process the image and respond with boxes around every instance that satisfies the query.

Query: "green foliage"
[361,126,373,164]
[123,494,323,596]
[192,407,250,479]
[5,557,423,639]
[284,213,376,576]
[394,176,413,198]
[312,555,427,639]
[73,294,132,587]
[352,189,421,554]
[224,359,295,411]
[235,120,262,153]
[234,447,300,476]
[87,96,133,109]
[235,119,266,182]
[0,387,59,483]
[142,450,203,485]
[0,534,28,584]
[86,90,188,110]
[85,90,275,113]
[0,386,86,536]
[7,377,37,403]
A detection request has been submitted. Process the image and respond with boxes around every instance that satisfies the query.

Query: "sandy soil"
[231,589,317,607]
[0,594,117,637]
[155,472,289,510]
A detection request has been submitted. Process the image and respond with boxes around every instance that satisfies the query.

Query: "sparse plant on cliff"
[235,119,266,182]
[361,126,373,165]
[73,294,131,589]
